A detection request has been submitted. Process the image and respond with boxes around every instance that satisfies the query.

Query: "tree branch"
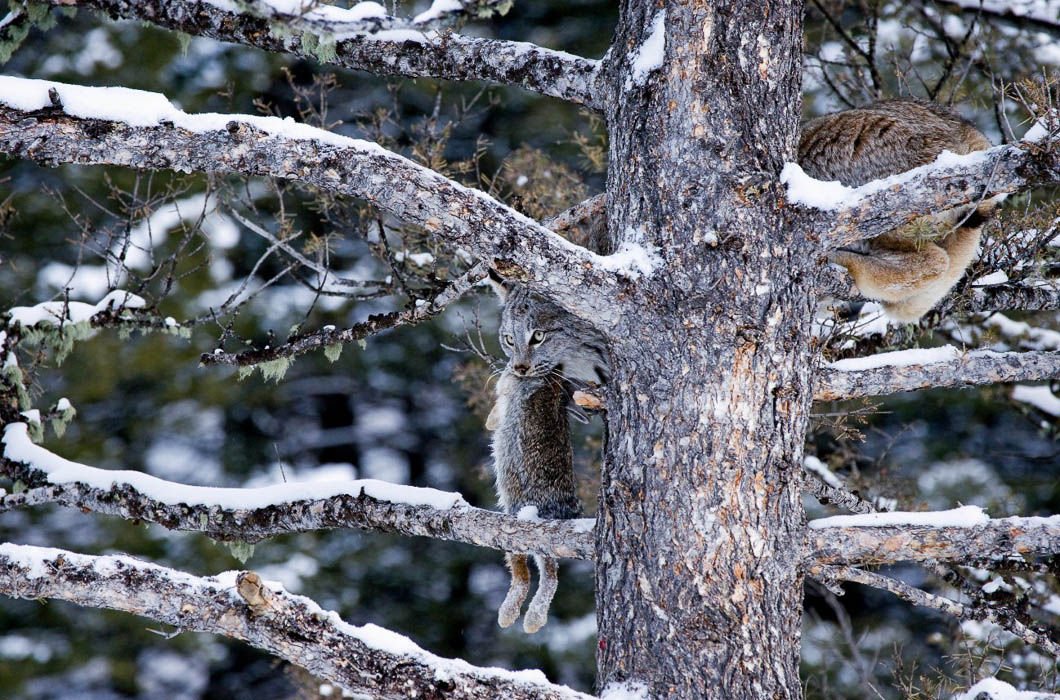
[0,423,595,559]
[0,78,628,324]
[788,141,1060,248]
[932,0,1060,33]
[808,515,1060,565]
[815,348,1060,401]
[41,0,603,109]
[820,565,1060,656]
[0,544,593,699]
[199,261,490,366]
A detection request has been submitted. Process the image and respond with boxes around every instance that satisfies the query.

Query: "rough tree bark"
[593,2,808,696]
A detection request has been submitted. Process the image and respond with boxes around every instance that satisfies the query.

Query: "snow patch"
[2,422,466,511]
[952,677,1059,700]
[809,505,989,529]
[1012,385,1060,417]
[516,505,540,521]
[781,148,991,211]
[0,76,387,153]
[413,0,461,24]
[595,236,662,279]
[803,455,843,488]
[601,681,651,700]
[828,345,961,372]
[8,290,146,328]
[626,11,666,88]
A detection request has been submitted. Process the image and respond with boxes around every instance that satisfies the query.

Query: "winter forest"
[0,0,1059,698]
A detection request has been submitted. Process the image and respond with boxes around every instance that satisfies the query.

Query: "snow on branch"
[808,507,1060,565]
[821,565,1060,657]
[40,0,603,109]
[815,346,1060,400]
[0,77,627,324]
[0,544,593,700]
[0,422,596,558]
[782,141,1060,248]
[7,420,1060,569]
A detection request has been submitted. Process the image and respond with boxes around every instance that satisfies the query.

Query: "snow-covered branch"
[0,78,628,323]
[784,141,1060,248]
[0,544,592,699]
[0,423,595,559]
[7,421,1060,569]
[808,507,1060,565]
[41,0,603,109]
[822,564,1060,656]
[815,346,1060,400]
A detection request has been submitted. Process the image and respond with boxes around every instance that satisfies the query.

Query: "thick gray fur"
[486,279,605,632]
[490,369,579,633]
[494,281,610,386]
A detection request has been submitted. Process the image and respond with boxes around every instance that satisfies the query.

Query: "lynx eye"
[502,333,514,346]
[529,330,546,345]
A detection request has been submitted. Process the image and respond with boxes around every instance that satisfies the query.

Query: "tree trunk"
[596,2,811,697]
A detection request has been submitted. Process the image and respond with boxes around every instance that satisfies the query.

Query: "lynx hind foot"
[523,556,559,634]
[498,585,528,628]
[498,553,530,628]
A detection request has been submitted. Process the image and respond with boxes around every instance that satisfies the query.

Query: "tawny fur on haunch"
[799,99,999,322]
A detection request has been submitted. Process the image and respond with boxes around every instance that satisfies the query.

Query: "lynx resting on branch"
[799,99,999,321]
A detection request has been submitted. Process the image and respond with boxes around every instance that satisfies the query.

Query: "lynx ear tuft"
[487,269,512,301]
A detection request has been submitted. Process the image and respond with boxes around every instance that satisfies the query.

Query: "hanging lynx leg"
[884,223,985,321]
[498,553,531,628]
[832,231,950,322]
[523,556,559,634]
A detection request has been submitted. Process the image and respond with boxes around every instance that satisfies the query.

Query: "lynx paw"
[523,599,549,633]
[497,593,525,628]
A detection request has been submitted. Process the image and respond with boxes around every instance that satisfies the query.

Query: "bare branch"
[0,79,629,324]
[0,422,595,559]
[808,517,1060,565]
[200,261,490,366]
[802,474,878,515]
[821,565,1060,656]
[815,348,1060,401]
[963,280,1060,312]
[0,544,593,699]
[39,0,603,109]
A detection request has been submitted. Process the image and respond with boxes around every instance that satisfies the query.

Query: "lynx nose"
[512,362,530,376]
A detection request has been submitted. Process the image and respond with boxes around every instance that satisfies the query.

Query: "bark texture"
[808,518,1060,565]
[594,2,808,697]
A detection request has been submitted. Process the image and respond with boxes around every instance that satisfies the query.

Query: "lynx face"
[496,285,610,385]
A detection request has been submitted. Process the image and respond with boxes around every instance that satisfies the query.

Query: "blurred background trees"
[0,1,1057,697]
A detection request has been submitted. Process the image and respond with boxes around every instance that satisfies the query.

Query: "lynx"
[483,278,608,632]
[799,99,997,321]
